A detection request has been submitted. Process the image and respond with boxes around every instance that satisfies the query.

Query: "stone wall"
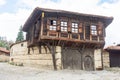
[10,41,62,70]
[10,41,28,56]
[10,54,53,69]
[102,50,110,68]
[10,41,105,70]
[0,53,9,62]
[94,49,102,70]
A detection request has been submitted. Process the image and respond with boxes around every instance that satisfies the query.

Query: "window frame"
[60,21,68,32]
[49,20,57,31]
[71,22,78,33]
[90,25,97,36]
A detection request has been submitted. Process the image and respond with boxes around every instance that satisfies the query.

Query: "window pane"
[61,21,68,32]
[61,22,64,26]
[49,26,56,30]
[72,23,74,27]
[91,25,97,35]
[53,21,56,25]
[72,22,78,33]
[91,25,96,30]
[50,20,56,25]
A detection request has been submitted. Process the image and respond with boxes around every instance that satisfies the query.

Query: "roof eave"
[22,7,113,32]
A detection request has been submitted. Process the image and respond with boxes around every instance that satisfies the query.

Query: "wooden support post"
[90,35,92,41]
[51,45,57,70]
[83,24,86,40]
[39,12,44,40]
[45,42,57,70]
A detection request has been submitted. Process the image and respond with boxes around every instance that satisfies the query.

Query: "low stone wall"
[10,41,62,70]
[10,54,54,69]
[0,54,9,62]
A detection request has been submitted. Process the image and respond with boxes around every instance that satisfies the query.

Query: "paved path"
[0,63,120,80]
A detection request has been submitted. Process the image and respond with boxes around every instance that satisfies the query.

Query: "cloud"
[18,0,118,46]
[99,0,119,4]
[0,0,6,6]
[0,0,120,46]
[0,8,31,41]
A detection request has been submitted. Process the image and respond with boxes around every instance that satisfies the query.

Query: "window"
[71,23,78,33]
[91,25,97,35]
[61,21,67,32]
[50,26,56,30]
[50,20,56,25]
[49,20,56,31]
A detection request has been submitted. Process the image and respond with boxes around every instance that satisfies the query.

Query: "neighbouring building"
[11,7,113,70]
[104,45,120,67]
[0,47,10,62]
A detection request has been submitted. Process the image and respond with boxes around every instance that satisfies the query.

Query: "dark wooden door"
[83,55,94,71]
[62,48,82,69]
[110,52,120,67]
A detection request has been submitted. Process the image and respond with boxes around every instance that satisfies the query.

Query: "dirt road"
[0,63,120,80]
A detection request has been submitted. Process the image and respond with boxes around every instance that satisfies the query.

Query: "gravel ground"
[0,63,120,80]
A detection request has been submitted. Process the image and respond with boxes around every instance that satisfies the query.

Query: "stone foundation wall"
[10,41,62,70]
[10,41,104,70]
[94,49,102,70]
[102,50,110,68]
[10,54,53,69]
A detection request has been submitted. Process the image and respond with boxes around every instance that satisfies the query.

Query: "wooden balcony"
[40,30,104,44]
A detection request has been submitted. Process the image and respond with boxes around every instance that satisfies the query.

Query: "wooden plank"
[83,23,86,40]
[39,13,44,40]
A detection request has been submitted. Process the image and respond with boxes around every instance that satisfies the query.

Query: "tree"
[0,40,12,50]
[16,26,24,42]
[0,41,5,47]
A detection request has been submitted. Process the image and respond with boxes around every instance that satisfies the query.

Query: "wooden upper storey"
[23,7,113,47]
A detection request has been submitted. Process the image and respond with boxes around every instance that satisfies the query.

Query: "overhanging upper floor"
[22,7,113,48]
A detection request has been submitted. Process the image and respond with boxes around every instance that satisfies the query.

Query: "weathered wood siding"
[62,47,94,70]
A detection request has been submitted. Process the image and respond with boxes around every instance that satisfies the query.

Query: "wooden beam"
[39,13,44,41]
[44,42,57,70]
[83,23,86,40]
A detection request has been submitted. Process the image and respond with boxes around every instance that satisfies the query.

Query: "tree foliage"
[16,26,24,42]
[0,40,13,50]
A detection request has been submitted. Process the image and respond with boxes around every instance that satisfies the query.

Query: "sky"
[0,0,120,47]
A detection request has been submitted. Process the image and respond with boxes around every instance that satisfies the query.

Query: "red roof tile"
[0,47,10,54]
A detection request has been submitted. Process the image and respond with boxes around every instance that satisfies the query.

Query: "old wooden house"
[22,7,113,70]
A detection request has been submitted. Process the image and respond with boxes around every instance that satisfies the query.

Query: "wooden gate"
[83,55,94,71]
[62,47,94,70]
[62,47,82,69]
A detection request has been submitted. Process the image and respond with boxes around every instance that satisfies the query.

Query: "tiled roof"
[23,7,113,32]
[105,46,120,51]
[10,40,27,48]
[0,47,10,54]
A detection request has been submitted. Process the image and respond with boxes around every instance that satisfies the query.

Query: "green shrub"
[9,62,14,65]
